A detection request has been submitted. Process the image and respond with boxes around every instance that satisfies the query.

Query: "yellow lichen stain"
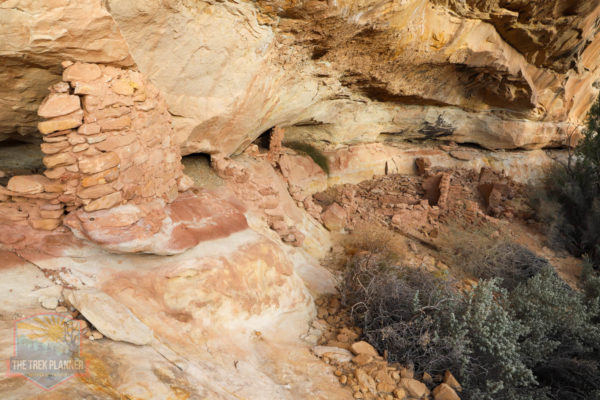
[169,386,191,400]
[78,351,142,400]
[430,31,446,49]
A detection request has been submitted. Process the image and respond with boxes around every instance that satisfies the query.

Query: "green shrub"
[511,266,600,399]
[341,248,600,400]
[456,279,538,400]
[533,96,600,267]
[284,141,330,175]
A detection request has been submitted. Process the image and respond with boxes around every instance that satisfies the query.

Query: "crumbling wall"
[0,62,190,230]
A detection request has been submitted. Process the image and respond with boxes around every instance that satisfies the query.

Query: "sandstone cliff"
[0,1,599,399]
[2,0,599,153]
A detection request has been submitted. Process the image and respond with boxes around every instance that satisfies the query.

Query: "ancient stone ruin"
[0,62,189,231]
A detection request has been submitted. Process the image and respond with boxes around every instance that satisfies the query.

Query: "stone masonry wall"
[0,62,191,230]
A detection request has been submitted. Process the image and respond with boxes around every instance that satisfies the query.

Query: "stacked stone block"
[0,62,190,230]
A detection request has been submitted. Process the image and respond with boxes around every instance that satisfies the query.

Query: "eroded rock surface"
[0,1,598,399]
[1,0,599,152]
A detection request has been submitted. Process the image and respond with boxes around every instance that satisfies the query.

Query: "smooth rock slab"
[313,346,353,363]
[6,175,49,194]
[38,110,84,134]
[63,62,102,82]
[79,151,120,174]
[65,287,153,345]
[37,93,81,118]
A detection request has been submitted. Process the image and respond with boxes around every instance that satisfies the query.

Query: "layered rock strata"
[2,0,599,154]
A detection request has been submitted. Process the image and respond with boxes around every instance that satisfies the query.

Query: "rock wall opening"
[253,128,274,151]
[181,153,224,190]
[0,139,45,187]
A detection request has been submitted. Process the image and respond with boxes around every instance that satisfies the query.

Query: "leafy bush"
[456,280,538,400]
[511,267,600,399]
[341,247,600,400]
[533,96,600,267]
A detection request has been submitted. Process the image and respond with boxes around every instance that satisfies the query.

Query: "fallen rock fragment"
[443,370,462,392]
[313,346,354,363]
[433,383,461,400]
[321,202,347,231]
[65,287,153,346]
[350,340,379,357]
[400,378,429,398]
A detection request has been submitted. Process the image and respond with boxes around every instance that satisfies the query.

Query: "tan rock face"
[106,0,600,152]
[65,287,154,346]
[2,0,599,152]
[0,1,133,141]
[0,222,343,399]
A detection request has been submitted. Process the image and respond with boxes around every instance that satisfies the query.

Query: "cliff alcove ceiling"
[1,0,599,155]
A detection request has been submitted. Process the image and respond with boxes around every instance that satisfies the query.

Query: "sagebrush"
[341,245,600,399]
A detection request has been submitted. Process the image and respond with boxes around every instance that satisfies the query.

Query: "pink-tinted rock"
[177,174,194,192]
[38,109,84,134]
[278,153,327,201]
[43,152,77,168]
[44,167,66,180]
[63,62,102,82]
[83,191,122,212]
[79,152,120,174]
[77,184,116,199]
[81,167,120,188]
[6,175,50,194]
[98,115,131,132]
[95,133,137,151]
[65,189,248,255]
[321,202,347,231]
[37,93,81,118]
[29,218,62,231]
[77,123,101,135]
[41,141,71,155]
[86,106,130,123]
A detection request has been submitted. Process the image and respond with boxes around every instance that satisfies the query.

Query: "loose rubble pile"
[308,295,462,400]
[312,158,529,244]
[0,62,190,231]
[210,128,331,248]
